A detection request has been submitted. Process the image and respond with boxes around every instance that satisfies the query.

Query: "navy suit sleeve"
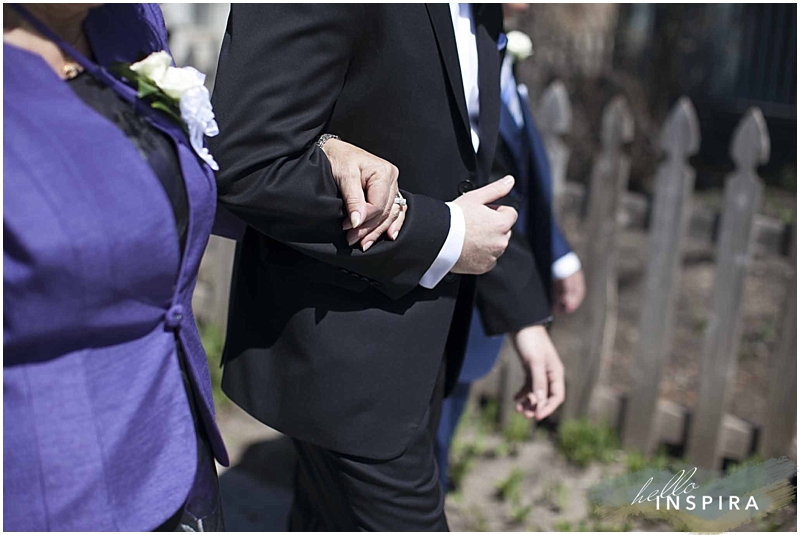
[475,92,576,334]
[523,106,574,262]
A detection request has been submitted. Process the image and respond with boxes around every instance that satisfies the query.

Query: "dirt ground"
[212,189,796,532]
[214,401,796,532]
[443,423,797,532]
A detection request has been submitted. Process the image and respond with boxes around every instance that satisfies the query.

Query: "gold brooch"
[62,61,83,80]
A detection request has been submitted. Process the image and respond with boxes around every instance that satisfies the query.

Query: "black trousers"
[288,357,449,531]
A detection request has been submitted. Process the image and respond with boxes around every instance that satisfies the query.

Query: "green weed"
[503,411,533,445]
[541,480,570,512]
[557,418,619,467]
[495,468,526,503]
[510,503,533,524]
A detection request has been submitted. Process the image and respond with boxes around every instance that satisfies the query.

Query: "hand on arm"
[512,324,566,421]
[320,138,406,250]
[211,5,451,299]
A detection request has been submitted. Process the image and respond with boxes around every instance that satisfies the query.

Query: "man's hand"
[451,176,518,275]
[553,269,586,314]
[512,324,565,420]
[321,138,407,251]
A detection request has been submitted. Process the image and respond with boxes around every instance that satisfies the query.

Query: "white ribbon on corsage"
[130,51,220,171]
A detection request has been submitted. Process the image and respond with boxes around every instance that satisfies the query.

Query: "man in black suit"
[210,4,565,530]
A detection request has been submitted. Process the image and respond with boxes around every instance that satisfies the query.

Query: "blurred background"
[161,4,797,531]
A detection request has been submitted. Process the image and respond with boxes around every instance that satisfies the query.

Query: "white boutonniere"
[114,51,219,171]
[506,30,534,63]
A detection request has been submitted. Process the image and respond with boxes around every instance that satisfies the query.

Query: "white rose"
[129,50,171,84]
[157,66,204,100]
[506,30,533,63]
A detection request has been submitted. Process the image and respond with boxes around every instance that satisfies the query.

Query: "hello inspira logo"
[587,457,797,532]
[631,466,760,511]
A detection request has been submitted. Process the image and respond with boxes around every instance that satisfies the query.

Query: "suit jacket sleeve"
[523,104,575,261]
[476,214,552,336]
[209,4,452,300]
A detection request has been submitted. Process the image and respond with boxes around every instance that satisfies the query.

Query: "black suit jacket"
[210,4,549,459]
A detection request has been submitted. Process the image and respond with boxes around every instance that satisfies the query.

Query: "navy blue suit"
[435,75,575,489]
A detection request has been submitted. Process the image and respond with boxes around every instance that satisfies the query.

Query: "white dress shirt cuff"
[552,252,582,280]
[419,202,465,289]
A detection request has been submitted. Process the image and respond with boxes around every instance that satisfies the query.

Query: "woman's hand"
[512,325,566,420]
[321,138,407,251]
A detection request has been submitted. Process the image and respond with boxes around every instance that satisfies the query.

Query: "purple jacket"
[3,4,228,531]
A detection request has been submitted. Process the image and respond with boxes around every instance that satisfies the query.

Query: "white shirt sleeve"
[552,252,582,280]
[419,202,466,289]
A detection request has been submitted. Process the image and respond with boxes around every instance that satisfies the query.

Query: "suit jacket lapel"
[474,4,502,183]
[425,3,471,140]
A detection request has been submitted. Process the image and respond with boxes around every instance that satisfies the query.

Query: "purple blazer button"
[165,304,185,330]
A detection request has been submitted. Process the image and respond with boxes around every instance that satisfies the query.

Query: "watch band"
[317,133,340,149]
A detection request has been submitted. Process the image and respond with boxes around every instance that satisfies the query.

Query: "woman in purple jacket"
[3,3,403,531]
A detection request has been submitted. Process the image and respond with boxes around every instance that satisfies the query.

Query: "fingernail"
[391,230,399,240]
[503,176,514,185]
[350,212,362,228]
[363,241,374,251]
[348,236,359,246]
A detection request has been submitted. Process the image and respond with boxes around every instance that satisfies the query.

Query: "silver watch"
[317,133,340,149]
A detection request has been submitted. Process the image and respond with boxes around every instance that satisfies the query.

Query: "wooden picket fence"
[473,80,797,470]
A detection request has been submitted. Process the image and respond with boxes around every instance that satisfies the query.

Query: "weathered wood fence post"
[760,220,797,460]
[564,96,634,420]
[536,80,572,215]
[622,98,699,454]
[686,108,770,469]
[497,338,525,429]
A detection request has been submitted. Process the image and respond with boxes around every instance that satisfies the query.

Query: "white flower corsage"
[506,30,534,63]
[115,51,219,170]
